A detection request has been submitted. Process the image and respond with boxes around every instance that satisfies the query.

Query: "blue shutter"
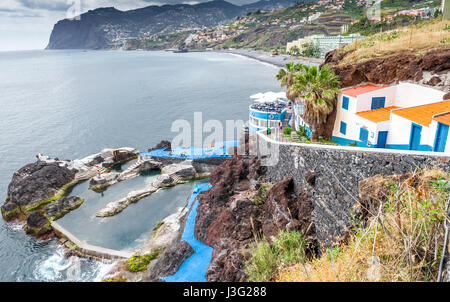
[340,121,347,135]
[371,97,385,110]
[359,128,369,142]
[342,96,349,110]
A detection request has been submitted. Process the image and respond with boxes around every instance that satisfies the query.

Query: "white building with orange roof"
[331,82,448,152]
[387,101,450,151]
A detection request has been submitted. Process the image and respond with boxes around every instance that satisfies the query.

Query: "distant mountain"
[46,0,308,49]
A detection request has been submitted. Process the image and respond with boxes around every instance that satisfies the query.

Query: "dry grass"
[339,20,450,65]
[276,169,450,282]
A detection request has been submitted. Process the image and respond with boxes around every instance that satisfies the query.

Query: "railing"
[256,128,450,157]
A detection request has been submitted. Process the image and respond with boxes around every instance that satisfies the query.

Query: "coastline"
[216,48,324,68]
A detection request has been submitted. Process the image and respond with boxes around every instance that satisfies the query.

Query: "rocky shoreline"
[1,140,233,281]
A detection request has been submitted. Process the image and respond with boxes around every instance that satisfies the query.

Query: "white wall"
[333,94,358,139]
[355,86,397,112]
[334,92,393,145]
[395,82,446,107]
[387,114,413,146]
[387,113,433,148]
[445,129,450,153]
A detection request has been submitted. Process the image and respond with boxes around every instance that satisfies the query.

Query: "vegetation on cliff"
[337,20,450,65]
[270,169,450,282]
[245,231,310,282]
[127,252,159,272]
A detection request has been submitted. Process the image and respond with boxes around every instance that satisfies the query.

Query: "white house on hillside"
[330,82,449,152]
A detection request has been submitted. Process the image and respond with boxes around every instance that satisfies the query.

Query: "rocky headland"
[1,140,233,282]
[2,147,138,224]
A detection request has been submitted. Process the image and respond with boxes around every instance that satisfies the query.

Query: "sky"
[0,0,256,51]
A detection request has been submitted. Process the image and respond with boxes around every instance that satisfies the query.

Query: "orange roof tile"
[433,112,450,126]
[392,101,450,126]
[340,85,387,97]
[356,106,400,123]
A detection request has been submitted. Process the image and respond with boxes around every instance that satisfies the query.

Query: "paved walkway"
[163,182,213,282]
[51,221,133,260]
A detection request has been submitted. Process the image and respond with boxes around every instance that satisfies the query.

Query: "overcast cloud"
[0,0,257,51]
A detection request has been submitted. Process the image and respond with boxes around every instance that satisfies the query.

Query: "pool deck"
[163,182,213,282]
[140,141,238,160]
[51,221,133,260]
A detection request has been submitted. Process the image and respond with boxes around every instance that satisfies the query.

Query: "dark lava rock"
[195,155,261,244]
[1,202,20,220]
[305,170,317,186]
[194,154,316,281]
[426,76,442,86]
[149,140,172,152]
[4,161,77,212]
[261,177,314,239]
[194,155,266,281]
[145,241,194,281]
[444,92,450,100]
[25,212,51,236]
[206,238,248,282]
[323,48,450,87]
[88,155,104,166]
[45,196,85,220]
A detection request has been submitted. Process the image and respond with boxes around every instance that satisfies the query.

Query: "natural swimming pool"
[57,168,206,252]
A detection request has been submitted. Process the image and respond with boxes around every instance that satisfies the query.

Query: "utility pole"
[443,0,450,20]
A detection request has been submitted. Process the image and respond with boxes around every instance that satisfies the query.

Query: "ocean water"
[0,50,280,281]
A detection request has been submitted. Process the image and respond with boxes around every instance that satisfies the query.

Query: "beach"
[219,48,324,68]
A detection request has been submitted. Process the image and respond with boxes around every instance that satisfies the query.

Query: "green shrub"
[283,127,293,136]
[103,275,127,282]
[245,231,309,282]
[254,184,268,209]
[127,252,159,272]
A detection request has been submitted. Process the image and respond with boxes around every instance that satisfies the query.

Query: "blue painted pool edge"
[139,141,238,159]
[163,182,213,282]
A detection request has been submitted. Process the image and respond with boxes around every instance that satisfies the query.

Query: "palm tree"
[276,62,303,129]
[276,62,303,101]
[291,64,340,141]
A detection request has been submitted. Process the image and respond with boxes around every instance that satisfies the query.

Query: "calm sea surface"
[0,50,279,281]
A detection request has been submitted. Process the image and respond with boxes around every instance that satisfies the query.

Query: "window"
[342,96,349,110]
[360,128,369,142]
[340,121,347,135]
[371,97,385,110]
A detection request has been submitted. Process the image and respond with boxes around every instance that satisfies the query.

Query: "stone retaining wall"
[257,132,450,246]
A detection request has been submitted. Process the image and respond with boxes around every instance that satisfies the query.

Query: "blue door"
[377,131,388,148]
[359,128,369,143]
[434,122,449,152]
[371,97,386,110]
[409,124,422,150]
